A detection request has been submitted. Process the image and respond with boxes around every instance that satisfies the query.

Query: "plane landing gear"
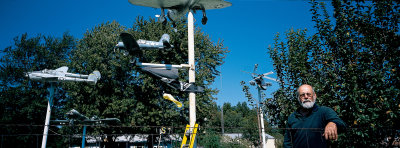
[201,16,208,25]
[201,8,208,25]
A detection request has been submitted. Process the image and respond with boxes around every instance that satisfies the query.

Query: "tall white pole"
[188,11,196,130]
[41,83,55,148]
[258,88,266,148]
[188,12,197,148]
[41,101,52,148]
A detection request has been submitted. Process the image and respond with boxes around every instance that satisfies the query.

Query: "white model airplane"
[52,109,120,125]
[128,0,232,25]
[115,33,173,56]
[138,60,204,92]
[26,66,101,85]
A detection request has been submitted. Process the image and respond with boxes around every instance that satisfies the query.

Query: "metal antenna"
[242,64,278,148]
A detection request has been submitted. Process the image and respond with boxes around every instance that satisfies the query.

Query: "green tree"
[62,18,228,147]
[240,81,283,147]
[0,33,75,147]
[0,17,228,147]
[267,0,400,146]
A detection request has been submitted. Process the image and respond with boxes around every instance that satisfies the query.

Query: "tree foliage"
[198,102,267,147]
[0,33,75,147]
[0,17,228,147]
[267,0,400,146]
[61,18,228,147]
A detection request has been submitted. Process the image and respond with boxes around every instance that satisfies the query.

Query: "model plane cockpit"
[115,33,173,56]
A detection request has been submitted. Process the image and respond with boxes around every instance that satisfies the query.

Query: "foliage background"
[266,0,400,147]
[0,17,228,147]
[1,0,399,147]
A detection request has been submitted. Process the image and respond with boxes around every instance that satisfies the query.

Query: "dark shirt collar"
[295,104,319,117]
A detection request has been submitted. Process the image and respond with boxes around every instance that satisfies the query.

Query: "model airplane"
[51,109,120,125]
[138,60,204,92]
[163,93,183,108]
[244,64,278,90]
[26,66,101,85]
[128,0,232,25]
[115,33,173,56]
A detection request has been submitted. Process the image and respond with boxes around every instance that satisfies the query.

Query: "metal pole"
[221,107,224,134]
[188,11,196,147]
[41,83,55,148]
[256,101,262,146]
[157,128,162,147]
[82,126,87,148]
[41,97,52,148]
[258,87,266,148]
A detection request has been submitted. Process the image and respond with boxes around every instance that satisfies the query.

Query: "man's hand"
[323,122,338,140]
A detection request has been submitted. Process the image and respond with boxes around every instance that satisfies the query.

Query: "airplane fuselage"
[26,67,100,84]
[128,0,232,25]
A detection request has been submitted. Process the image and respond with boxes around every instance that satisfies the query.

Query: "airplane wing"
[193,0,232,10]
[51,120,70,125]
[128,0,231,10]
[128,0,183,8]
[141,67,179,80]
[55,66,68,73]
[263,76,278,82]
[36,74,58,79]
[262,72,274,76]
[120,33,140,55]
[99,118,121,125]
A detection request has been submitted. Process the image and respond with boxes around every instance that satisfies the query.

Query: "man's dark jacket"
[283,104,346,148]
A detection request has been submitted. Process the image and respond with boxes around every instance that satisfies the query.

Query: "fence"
[1,124,399,148]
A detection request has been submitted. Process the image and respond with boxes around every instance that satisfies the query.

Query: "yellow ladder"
[181,123,198,148]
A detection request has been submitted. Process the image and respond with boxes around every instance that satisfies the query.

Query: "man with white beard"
[283,84,346,148]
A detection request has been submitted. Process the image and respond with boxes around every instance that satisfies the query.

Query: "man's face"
[298,85,316,109]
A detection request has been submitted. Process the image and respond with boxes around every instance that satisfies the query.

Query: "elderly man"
[283,84,346,148]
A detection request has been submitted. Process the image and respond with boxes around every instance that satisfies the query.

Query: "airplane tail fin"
[88,70,101,84]
[159,34,170,43]
[92,70,101,80]
[160,34,173,49]
[56,66,69,73]
[163,93,183,108]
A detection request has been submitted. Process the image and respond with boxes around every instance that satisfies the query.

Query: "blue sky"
[0,0,332,106]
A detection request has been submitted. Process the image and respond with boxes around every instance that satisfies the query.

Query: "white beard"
[301,100,315,109]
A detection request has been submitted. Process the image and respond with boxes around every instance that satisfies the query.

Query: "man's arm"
[323,107,347,140]
[324,107,346,129]
[323,122,338,140]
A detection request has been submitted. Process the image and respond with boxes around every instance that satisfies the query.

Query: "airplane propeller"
[243,64,278,90]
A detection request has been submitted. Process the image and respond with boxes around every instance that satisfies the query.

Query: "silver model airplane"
[52,109,120,125]
[244,64,278,90]
[26,66,101,85]
[136,59,204,92]
[141,65,204,92]
[128,0,232,25]
[115,33,173,56]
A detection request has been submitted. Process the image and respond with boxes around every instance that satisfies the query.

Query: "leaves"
[1,17,228,146]
[0,33,75,147]
[268,0,400,146]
